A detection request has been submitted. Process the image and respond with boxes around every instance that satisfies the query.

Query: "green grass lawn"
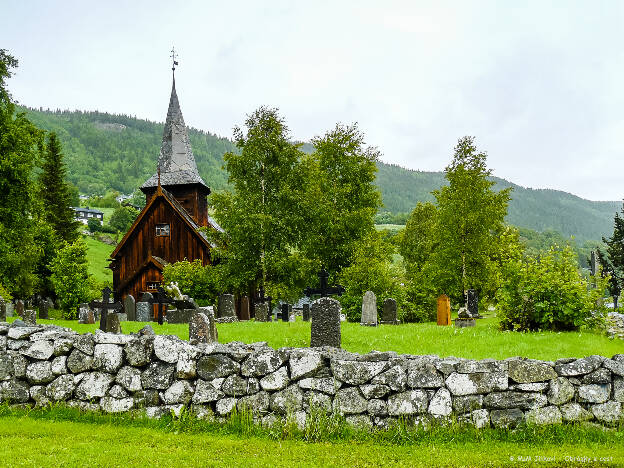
[83,235,114,283]
[23,315,623,360]
[0,408,621,467]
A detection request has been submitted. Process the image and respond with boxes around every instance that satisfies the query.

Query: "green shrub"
[496,245,607,331]
[162,259,220,306]
[0,283,12,301]
[109,205,138,233]
[87,218,101,233]
[48,239,91,319]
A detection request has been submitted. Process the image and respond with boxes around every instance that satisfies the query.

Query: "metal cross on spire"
[170,47,179,73]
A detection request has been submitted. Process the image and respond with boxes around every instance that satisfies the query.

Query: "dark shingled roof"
[141,77,208,190]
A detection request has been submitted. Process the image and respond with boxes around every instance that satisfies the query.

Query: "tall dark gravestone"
[466,289,479,318]
[15,300,24,319]
[281,303,291,322]
[124,294,136,321]
[240,296,250,321]
[254,303,269,322]
[310,297,341,348]
[302,303,310,322]
[381,298,398,325]
[0,297,6,321]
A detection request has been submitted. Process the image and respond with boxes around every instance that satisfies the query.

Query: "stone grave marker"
[166,308,195,324]
[381,298,399,324]
[466,289,480,318]
[5,302,13,318]
[90,287,122,331]
[437,295,451,326]
[360,290,377,326]
[78,303,95,324]
[218,294,235,319]
[310,297,341,348]
[0,297,5,321]
[105,313,122,334]
[455,307,476,328]
[140,292,154,303]
[15,300,24,319]
[281,303,292,322]
[39,298,52,320]
[189,308,218,344]
[302,303,310,322]
[24,309,36,325]
[124,294,136,321]
[136,301,152,322]
[254,303,269,322]
[240,296,250,321]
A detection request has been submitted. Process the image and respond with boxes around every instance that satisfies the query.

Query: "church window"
[155,224,170,237]
[147,282,160,291]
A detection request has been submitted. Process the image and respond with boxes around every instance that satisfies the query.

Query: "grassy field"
[20,315,622,360]
[0,406,621,468]
[83,235,114,283]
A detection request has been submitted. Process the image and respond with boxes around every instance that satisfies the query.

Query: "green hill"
[20,107,619,242]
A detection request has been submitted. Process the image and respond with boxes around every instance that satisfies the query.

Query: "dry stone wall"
[1,322,623,429]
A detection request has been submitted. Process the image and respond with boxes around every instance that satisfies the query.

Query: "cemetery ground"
[1,404,621,467]
[12,315,622,361]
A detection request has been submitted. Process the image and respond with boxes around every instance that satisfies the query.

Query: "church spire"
[141,52,208,191]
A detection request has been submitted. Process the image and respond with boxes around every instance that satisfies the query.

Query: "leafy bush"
[338,233,411,322]
[0,282,12,301]
[109,205,138,233]
[48,239,91,319]
[87,218,101,233]
[496,245,607,331]
[162,259,220,306]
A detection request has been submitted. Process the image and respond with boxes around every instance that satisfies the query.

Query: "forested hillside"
[20,107,619,241]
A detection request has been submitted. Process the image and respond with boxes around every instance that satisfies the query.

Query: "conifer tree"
[597,203,624,308]
[38,132,80,243]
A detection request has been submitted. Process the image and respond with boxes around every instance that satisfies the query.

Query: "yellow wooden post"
[437,294,451,326]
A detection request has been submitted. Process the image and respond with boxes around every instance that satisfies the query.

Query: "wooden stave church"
[108,74,222,302]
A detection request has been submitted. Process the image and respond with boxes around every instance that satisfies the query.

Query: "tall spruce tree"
[38,132,80,243]
[597,203,624,308]
[0,49,43,297]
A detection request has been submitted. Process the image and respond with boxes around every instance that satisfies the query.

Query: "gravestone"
[240,296,250,321]
[124,294,136,321]
[15,300,24,319]
[140,292,154,303]
[189,309,218,344]
[302,303,310,322]
[0,297,5,321]
[466,289,480,318]
[78,304,95,324]
[360,291,377,326]
[381,298,398,325]
[218,294,235,319]
[166,309,195,324]
[437,295,451,326]
[136,301,152,322]
[105,313,122,333]
[455,307,476,327]
[24,309,36,325]
[310,297,341,348]
[254,303,269,322]
[281,303,292,322]
[5,302,13,318]
[39,298,52,320]
[90,287,122,331]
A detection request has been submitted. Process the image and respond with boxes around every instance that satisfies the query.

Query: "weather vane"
[170,47,179,72]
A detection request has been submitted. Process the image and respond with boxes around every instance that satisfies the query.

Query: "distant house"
[73,207,104,225]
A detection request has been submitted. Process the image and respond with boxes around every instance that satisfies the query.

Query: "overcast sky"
[3,0,623,200]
